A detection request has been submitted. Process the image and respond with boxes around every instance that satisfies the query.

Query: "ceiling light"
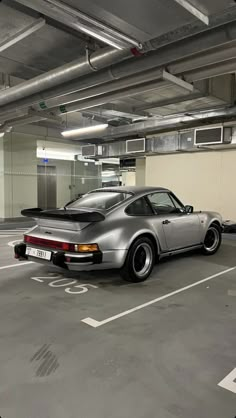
[61,124,108,138]
[74,26,122,50]
[0,132,5,137]
[45,0,141,50]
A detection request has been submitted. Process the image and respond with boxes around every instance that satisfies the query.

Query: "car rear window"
[67,191,131,211]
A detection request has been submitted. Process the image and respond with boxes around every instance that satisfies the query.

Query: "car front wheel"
[120,237,155,282]
[202,224,221,255]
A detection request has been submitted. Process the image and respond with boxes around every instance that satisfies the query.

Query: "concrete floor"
[0,232,235,418]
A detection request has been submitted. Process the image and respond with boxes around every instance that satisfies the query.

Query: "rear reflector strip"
[24,235,72,250]
[24,235,99,253]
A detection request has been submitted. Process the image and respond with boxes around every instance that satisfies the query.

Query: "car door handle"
[162,219,171,225]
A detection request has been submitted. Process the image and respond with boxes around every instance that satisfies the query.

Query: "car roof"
[90,186,170,196]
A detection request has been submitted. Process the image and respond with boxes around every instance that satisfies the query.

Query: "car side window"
[147,192,180,214]
[126,197,153,216]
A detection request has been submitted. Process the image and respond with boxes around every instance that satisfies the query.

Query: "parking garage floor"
[0,232,235,418]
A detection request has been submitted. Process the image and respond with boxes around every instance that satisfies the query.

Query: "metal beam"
[0,17,46,52]
[162,70,194,92]
[0,73,10,89]
[173,0,209,25]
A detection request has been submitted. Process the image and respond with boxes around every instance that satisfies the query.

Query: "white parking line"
[7,239,22,248]
[218,368,236,394]
[228,290,236,296]
[81,266,236,328]
[0,235,19,238]
[0,262,34,271]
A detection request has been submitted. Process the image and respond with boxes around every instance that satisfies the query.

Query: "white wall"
[146,150,236,220]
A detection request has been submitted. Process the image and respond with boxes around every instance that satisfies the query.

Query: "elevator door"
[37,165,57,210]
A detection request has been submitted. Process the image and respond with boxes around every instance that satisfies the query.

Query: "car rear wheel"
[202,224,221,255]
[120,237,155,282]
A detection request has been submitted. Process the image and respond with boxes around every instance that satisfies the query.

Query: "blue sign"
[43,158,49,163]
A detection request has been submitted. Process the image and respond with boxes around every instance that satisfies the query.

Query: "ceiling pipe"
[32,68,165,110]
[1,19,236,119]
[0,46,136,107]
[0,114,47,132]
[0,78,170,128]
[49,79,171,116]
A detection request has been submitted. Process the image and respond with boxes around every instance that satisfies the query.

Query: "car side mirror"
[185,205,194,214]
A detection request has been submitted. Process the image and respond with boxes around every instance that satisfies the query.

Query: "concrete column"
[0,138,4,219]
[3,132,37,219]
[122,171,136,186]
[136,158,146,186]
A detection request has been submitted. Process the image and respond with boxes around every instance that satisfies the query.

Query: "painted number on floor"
[30,273,98,295]
[218,368,236,394]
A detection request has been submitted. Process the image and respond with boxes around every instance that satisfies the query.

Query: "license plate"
[26,247,52,261]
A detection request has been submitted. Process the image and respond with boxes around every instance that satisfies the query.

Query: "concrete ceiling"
[62,0,234,40]
[0,1,98,79]
[1,0,236,142]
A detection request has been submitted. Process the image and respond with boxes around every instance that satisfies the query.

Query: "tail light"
[24,236,99,253]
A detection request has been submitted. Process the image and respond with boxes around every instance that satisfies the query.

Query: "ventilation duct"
[126,138,146,153]
[82,126,234,158]
[194,126,232,145]
[81,144,96,157]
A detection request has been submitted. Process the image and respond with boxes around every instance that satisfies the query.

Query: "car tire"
[120,237,155,282]
[202,224,222,255]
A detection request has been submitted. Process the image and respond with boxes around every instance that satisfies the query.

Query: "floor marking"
[7,239,22,248]
[218,368,236,394]
[228,290,236,296]
[0,235,19,238]
[81,266,236,328]
[0,261,34,271]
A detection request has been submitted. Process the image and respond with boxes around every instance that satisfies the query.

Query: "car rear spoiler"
[21,208,105,222]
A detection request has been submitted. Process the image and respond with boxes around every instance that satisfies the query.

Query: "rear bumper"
[14,243,127,271]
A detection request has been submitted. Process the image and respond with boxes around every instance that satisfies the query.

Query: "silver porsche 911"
[15,186,223,282]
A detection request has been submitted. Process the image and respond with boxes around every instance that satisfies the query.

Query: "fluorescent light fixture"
[74,26,122,50]
[62,124,108,138]
[0,132,4,137]
[46,0,141,50]
[174,0,209,25]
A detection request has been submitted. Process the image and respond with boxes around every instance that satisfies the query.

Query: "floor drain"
[31,344,59,377]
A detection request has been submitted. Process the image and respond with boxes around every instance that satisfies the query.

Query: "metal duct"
[2,20,236,119]
[0,46,134,107]
[167,43,236,75]
[184,59,236,81]
[50,79,170,116]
